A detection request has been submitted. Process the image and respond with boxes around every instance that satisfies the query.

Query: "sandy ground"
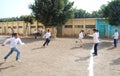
[0,35,120,76]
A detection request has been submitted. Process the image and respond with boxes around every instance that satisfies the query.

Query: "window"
[31,26,36,28]
[85,25,95,28]
[37,26,43,28]
[13,26,16,29]
[18,26,22,28]
[75,25,83,28]
[64,25,73,28]
[8,26,11,28]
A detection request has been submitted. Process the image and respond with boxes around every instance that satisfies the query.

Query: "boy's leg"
[4,48,14,60]
[13,47,20,61]
[94,43,98,55]
[43,39,47,46]
[35,34,37,39]
[114,39,117,47]
[79,39,83,47]
[46,39,50,45]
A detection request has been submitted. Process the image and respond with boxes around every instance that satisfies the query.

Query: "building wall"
[0,18,97,37]
[0,21,44,35]
[96,19,120,38]
[62,18,96,37]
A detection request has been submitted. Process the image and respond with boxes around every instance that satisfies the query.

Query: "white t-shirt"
[3,37,25,48]
[113,32,119,39]
[89,33,99,43]
[97,32,99,38]
[79,32,84,39]
[43,32,51,39]
[34,30,37,34]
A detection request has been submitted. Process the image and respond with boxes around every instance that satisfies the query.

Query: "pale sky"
[0,0,111,18]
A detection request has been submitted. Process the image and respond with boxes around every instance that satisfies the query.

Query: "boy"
[79,30,84,47]
[88,29,99,56]
[113,29,119,47]
[2,33,25,62]
[43,29,51,47]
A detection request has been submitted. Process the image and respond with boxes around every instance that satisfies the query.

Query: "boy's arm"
[18,38,25,45]
[88,34,94,37]
[2,38,11,46]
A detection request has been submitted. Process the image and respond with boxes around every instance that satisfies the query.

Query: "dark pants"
[114,39,118,47]
[34,33,38,39]
[93,43,99,55]
[43,38,50,46]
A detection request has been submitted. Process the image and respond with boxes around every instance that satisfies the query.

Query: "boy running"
[2,33,25,62]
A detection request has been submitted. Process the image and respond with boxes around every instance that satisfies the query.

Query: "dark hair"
[96,29,99,32]
[47,29,50,32]
[93,29,97,32]
[81,30,84,32]
[13,33,18,36]
[115,29,118,32]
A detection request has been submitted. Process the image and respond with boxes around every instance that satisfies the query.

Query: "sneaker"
[4,59,6,62]
[93,54,97,56]
[17,60,22,62]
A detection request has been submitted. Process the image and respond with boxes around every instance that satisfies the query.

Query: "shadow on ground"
[75,56,90,62]
[21,38,44,44]
[0,62,15,72]
[0,65,15,72]
[110,58,120,65]
[32,46,46,50]
[107,47,116,50]
[70,41,113,50]
[0,62,5,66]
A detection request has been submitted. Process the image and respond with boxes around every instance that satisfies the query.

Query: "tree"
[73,8,103,18]
[102,0,120,25]
[29,0,74,38]
[91,10,103,18]
[29,0,74,27]
[73,9,86,18]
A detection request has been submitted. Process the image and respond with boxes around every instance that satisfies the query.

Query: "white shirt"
[113,32,119,39]
[3,37,25,48]
[97,32,99,38]
[89,33,99,43]
[34,30,37,34]
[79,32,84,39]
[43,32,51,39]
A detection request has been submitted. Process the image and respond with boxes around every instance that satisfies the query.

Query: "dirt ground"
[0,35,120,76]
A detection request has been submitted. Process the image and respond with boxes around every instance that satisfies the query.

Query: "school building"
[0,18,119,37]
[0,21,44,35]
[60,18,96,37]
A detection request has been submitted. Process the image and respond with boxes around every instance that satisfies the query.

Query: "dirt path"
[0,36,120,76]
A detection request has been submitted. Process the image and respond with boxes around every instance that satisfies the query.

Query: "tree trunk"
[24,23,28,37]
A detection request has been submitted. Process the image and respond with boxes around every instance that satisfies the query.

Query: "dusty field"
[0,35,120,76]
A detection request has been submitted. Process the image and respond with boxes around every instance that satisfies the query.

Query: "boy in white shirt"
[2,33,25,62]
[34,29,38,39]
[113,29,119,47]
[79,30,84,47]
[43,29,51,47]
[88,29,99,56]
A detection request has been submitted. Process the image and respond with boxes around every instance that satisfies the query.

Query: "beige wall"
[62,18,96,37]
[0,18,96,37]
[0,21,44,35]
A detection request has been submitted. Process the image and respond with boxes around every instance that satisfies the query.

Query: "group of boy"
[78,29,119,56]
[1,28,119,62]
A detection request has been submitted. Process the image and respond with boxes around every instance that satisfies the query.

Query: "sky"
[0,0,111,18]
